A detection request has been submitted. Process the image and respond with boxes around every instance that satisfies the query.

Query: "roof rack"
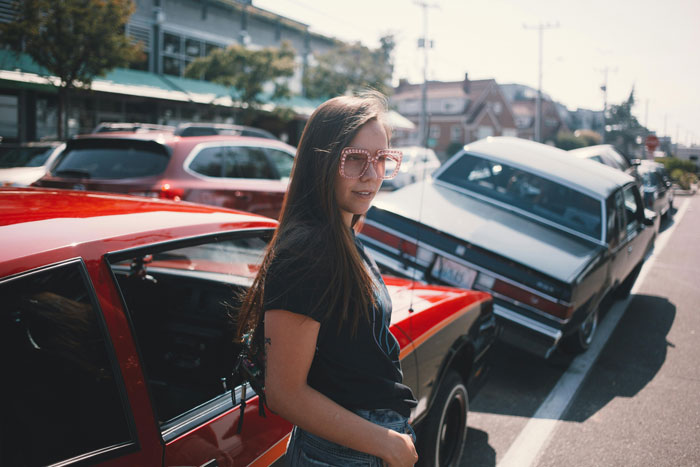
[93,122,176,134]
[174,123,278,140]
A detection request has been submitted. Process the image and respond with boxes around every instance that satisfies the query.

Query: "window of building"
[493,101,502,114]
[450,125,462,142]
[0,94,18,140]
[429,125,441,139]
[161,31,224,77]
[1,261,133,466]
[477,125,494,139]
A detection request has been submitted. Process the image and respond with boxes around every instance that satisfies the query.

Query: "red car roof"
[0,187,277,268]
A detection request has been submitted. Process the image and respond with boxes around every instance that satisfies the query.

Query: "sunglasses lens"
[343,151,368,177]
[379,155,399,178]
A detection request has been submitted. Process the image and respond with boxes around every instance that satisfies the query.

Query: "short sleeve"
[263,251,329,322]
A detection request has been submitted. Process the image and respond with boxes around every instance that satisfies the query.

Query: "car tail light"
[362,223,418,256]
[158,183,185,201]
[477,273,573,320]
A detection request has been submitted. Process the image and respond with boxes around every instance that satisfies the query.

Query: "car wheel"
[562,307,598,354]
[417,370,468,467]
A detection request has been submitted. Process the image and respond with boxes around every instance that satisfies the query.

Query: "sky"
[255,0,700,147]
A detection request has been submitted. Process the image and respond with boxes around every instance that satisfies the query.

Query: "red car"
[32,132,297,219]
[1,188,495,466]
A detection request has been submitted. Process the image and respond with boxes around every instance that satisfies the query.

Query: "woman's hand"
[383,430,418,467]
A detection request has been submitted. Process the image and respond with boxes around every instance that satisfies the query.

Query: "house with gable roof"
[391,73,518,159]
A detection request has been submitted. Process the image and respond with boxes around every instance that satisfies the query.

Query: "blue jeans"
[285,408,416,466]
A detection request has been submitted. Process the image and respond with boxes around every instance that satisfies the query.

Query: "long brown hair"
[236,91,391,337]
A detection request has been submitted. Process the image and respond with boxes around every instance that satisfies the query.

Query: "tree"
[0,0,142,139]
[303,35,395,99]
[605,87,647,157]
[185,41,296,123]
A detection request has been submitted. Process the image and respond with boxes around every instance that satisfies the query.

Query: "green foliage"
[303,35,395,99]
[574,129,602,146]
[656,157,698,174]
[670,169,698,190]
[185,41,296,120]
[605,87,646,156]
[0,0,142,138]
[554,131,586,150]
[0,0,141,87]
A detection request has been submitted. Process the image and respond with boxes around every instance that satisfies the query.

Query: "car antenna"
[407,118,432,314]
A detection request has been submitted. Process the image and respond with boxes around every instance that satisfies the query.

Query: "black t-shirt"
[263,233,417,417]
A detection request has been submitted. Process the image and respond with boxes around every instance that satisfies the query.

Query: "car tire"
[562,307,598,354]
[417,370,468,467]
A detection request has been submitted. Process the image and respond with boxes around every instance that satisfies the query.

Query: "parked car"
[0,141,65,187]
[0,187,496,466]
[32,133,296,219]
[569,144,641,184]
[360,137,658,358]
[637,159,674,219]
[383,146,441,190]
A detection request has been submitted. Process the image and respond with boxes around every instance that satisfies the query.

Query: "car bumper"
[493,303,563,358]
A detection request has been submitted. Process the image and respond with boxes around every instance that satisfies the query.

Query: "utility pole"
[415,1,438,149]
[596,66,617,143]
[524,22,558,143]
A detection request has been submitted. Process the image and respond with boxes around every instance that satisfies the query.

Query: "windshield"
[437,151,602,239]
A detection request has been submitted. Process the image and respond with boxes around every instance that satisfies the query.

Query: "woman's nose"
[361,159,381,181]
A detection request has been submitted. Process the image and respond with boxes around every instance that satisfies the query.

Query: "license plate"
[431,256,477,289]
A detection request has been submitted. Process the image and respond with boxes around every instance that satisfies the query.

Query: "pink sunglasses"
[339,147,403,179]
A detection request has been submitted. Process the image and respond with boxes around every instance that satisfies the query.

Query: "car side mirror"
[630,158,641,167]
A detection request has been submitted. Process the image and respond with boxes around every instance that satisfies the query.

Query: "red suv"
[33,133,296,219]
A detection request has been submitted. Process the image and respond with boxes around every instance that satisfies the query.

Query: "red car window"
[2,260,134,466]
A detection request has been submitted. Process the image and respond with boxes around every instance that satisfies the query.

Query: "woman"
[236,91,418,466]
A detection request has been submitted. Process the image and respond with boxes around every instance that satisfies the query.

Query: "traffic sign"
[645,135,659,152]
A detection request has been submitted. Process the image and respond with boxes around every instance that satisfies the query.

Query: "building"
[676,145,700,169]
[0,0,336,143]
[499,83,570,144]
[392,74,518,160]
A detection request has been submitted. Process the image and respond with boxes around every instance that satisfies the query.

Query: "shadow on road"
[469,294,675,424]
[563,294,676,422]
[463,427,496,466]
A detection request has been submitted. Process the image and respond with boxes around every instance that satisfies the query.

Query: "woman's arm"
[264,309,417,467]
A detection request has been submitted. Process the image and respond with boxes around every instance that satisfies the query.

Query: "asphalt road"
[461,193,700,467]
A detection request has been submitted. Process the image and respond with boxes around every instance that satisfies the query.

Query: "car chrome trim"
[161,384,256,442]
[105,227,275,264]
[183,140,295,181]
[432,178,607,247]
[49,442,137,467]
[493,303,563,342]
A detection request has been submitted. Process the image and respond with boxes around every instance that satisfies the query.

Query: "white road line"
[497,198,692,467]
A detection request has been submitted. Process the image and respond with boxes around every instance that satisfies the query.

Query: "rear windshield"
[51,139,169,179]
[437,151,602,239]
